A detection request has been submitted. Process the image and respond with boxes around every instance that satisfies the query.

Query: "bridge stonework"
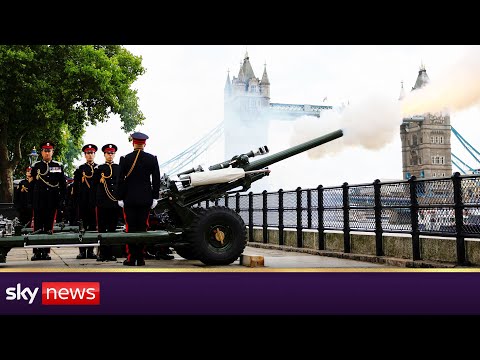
[400,66,453,180]
[223,52,332,161]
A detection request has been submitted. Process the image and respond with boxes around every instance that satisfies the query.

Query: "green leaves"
[0,45,145,200]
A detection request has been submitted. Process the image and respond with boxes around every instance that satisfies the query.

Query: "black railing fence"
[197,172,480,265]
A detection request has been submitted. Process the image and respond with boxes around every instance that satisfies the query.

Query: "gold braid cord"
[36,163,59,188]
[100,163,117,201]
[20,185,29,192]
[125,149,141,178]
[81,163,94,188]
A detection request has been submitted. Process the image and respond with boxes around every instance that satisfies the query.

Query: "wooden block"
[240,255,264,267]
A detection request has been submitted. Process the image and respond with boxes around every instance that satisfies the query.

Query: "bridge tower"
[224,51,271,159]
[400,63,452,179]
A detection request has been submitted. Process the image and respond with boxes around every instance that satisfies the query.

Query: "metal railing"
[197,172,480,265]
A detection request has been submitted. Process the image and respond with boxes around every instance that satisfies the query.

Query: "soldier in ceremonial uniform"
[72,144,98,259]
[13,166,33,227]
[92,143,120,262]
[116,132,161,266]
[29,141,66,261]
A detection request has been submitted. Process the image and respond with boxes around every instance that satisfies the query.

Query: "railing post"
[452,172,467,265]
[248,192,254,242]
[296,187,303,248]
[235,193,240,214]
[373,179,384,256]
[317,185,325,250]
[262,190,268,244]
[409,176,421,260]
[278,188,284,246]
[342,182,350,253]
[307,189,312,229]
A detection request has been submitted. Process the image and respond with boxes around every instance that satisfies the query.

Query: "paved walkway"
[0,245,392,270]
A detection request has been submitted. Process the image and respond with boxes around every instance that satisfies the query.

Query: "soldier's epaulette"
[53,161,63,166]
[32,160,41,166]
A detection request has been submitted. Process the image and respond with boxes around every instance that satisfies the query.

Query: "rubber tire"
[184,206,247,265]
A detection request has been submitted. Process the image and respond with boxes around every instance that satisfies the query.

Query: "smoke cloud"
[290,46,480,160]
[401,47,480,116]
[290,91,402,159]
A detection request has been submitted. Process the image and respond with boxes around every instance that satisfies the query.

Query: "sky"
[80,45,480,192]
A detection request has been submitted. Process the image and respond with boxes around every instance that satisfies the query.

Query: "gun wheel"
[184,206,247,265]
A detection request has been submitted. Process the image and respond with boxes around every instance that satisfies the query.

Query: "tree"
[0,45,145,202]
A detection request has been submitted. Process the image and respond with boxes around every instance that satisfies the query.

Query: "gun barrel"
[244,129,343,171]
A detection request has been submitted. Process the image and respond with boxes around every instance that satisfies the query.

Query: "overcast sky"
[80,45,480,192]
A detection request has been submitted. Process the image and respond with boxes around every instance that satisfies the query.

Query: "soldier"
[13,166,33,228]
[29,141,66,261]
[72,143,98,259]
[92,143,120,262]
[116,132,161,266]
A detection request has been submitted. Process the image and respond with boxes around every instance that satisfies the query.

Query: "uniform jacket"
[92,162,120,208]
[116,150,160,207]
[30,160,66,209]
[14,179,32,210]
[73,162,97,208]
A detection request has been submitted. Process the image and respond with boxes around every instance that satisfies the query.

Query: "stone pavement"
[0,245,392,270]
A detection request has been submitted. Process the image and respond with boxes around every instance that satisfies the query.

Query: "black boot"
[41,250,51,260]
[123,257,136,266]
[31,249,42,261]
[105,248,116,262]
[86,247,97,259]
[77,248,86,259]
[136,245,146,266]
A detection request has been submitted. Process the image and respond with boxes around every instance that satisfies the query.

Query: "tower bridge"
[268,103,333,119]
[160,51,335,176]
[161,53,480,181]
[400,64,480,180]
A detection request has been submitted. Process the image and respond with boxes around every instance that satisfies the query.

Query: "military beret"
[40,141,55,150]
[82,144,98,153]
[102,144,118,153]
[130,132,149,144]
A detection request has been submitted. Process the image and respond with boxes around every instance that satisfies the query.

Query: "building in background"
[223,51,271,160]
[400,64,452,180]
[222,52,335,191]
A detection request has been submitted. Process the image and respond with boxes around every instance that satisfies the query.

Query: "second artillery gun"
[0,129,343,266]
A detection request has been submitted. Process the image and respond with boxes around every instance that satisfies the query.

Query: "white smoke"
[289,91,402,159]
[290,46,480,161]
[402,46,480,116]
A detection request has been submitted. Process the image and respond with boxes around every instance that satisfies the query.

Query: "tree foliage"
[0,45,145,202]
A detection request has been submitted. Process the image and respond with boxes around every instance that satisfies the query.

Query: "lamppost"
[28,147,38,166]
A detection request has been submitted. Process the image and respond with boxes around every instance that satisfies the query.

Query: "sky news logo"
[5,282,100,305]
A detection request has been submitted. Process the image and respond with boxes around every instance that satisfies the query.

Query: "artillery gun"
[0,129,343,265]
